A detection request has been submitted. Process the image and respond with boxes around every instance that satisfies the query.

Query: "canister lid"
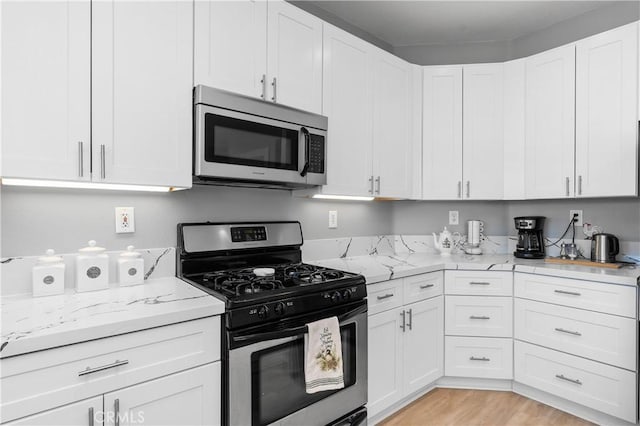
[119,245,141,258]
[37,249,64,264]
[79,240,106,254]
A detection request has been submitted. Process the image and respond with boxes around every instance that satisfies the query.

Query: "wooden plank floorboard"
[378,389,594,426]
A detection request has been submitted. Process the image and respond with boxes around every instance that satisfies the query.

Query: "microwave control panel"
[308,135,325,174]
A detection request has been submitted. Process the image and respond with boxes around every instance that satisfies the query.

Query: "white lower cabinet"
[5,397,102,426]
[367,274,444,418]
[445,295,513,338]
[514,341,636,423]
[445,336,513,379]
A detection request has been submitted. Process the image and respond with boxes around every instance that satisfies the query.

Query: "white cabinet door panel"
[267,0,322,113]
[321,24,374,196]
[403,271,444,305]
[445,336,513,379]
[1,1,90,181]
[462,64,504,199]
[445,271,513,297]
[503,59,526,200]
[92,0,192,188]
[525,44,575,199]
[422,66,463,199]
[4,397,102,426]
[576,22,639,197]
[194,0,267,99]
[445,296,513,337]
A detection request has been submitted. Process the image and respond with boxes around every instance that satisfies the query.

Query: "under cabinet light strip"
[312,194,374,201]
[1,178,186,193]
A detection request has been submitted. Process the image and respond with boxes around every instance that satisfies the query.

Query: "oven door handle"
[300,127,310,177]
[233,302,367,345]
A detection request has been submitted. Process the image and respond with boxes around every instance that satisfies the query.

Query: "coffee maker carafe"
[514,216,545,259]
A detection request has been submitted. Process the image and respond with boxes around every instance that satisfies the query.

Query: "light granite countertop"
[311,253,640,287]
[0,277,224,358]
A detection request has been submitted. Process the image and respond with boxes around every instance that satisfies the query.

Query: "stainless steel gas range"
[177,221,368,426]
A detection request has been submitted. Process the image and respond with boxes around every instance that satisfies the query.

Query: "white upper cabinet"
[373,51,414,198]
[267,0,323,113]
[462,64,504,199]
[525,44,576,199]
[321,24,374,196]
[503,59,526,200]
[575,22,639,197]
[92,0,193,188]
[194,0,322,113]
[422,66,463,199]
[194,0,267,99]
[1,1,91,182]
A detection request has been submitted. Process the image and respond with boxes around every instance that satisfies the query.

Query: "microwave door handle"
[300,127,310,177]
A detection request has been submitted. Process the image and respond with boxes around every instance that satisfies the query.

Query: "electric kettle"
[591,233,619,263]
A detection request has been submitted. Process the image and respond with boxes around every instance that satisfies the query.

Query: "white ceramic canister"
[76,240,109,292]
[32,249,65,297]
[118,245,144,286]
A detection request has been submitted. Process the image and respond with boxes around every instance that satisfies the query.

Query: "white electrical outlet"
[115,207,135,233]
[449,210,459,225]
[328,211,338,229]
[569,209,583,227]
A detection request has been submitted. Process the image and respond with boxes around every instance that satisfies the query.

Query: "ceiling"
[301,1,624,46]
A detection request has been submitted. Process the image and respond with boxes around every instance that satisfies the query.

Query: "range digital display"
[231,226,267,242]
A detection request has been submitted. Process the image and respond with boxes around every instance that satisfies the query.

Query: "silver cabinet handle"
[554,289,581,296]
[368,176,374,194]
[469,281,490,285]
[78,141,84,177]
[78,359,129,376]
[469,356,490,361]
[469,315,490,320]
[555,374,582,385]
[407,308,412,331]
[555,327,582,336]
[375,176,381,194]
[260,74,266,99]
[376,293,393,300]
[466,181,470,198]
[419,284,435,289]
[271,77,277,102]
[578,175,583,195]
[400,310,406,332]
[565,177,570,196]
[114,398,120,426]
[457,181,462,198]
[100,144,106,179]
[88,407,94,426]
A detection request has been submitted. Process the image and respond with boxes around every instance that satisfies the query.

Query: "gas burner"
[236,279,284,295]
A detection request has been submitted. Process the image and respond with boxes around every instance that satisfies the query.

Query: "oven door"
[227,300,367,426]
[195,104,308,185]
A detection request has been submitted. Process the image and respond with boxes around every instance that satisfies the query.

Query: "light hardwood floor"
[378,388,594,426]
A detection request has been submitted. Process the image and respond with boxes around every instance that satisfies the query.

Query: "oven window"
[204,113,299,170]
[251,324,357,426]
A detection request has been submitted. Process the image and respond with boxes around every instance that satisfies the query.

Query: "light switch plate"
[115,207,135,233]
[449,210,459,225]
[329,211,338,229]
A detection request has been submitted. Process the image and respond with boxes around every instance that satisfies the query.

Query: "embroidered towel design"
[305,316,344,394]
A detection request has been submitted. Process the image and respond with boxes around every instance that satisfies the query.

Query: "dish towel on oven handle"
[304,316,344,394]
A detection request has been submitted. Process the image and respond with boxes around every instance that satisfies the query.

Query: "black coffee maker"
[514,216,546,259]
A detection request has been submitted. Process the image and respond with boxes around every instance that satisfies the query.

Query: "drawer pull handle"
[469,315,490,320]
[469,356,491,361]
[555,374,582,386]
[555,327,582,336]
[420,284,435,289]
[78,359,129,376]
[469,281,491,285]
[554,289,581,296]
[377,293,394,300]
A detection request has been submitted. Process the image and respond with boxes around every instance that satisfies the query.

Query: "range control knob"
[257,305,269,319]
[331,291,342,303]
[274,302,286,315]
[342,289,353,300]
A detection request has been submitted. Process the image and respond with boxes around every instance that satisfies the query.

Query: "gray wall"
[394,40,510,66]
[0,185,393,257]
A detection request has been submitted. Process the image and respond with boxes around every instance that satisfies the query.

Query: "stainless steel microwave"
[194,85,327,188]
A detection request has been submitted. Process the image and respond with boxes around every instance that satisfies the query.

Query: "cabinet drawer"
[1,316,220,424]
[514,341,636,423]
[514,298,636,371]
[514,272,636,318]
[403,271,443,304]
[445,271,513,296]
[445,336,513,379]
[445,296,513,337]
[368,280,403,315]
